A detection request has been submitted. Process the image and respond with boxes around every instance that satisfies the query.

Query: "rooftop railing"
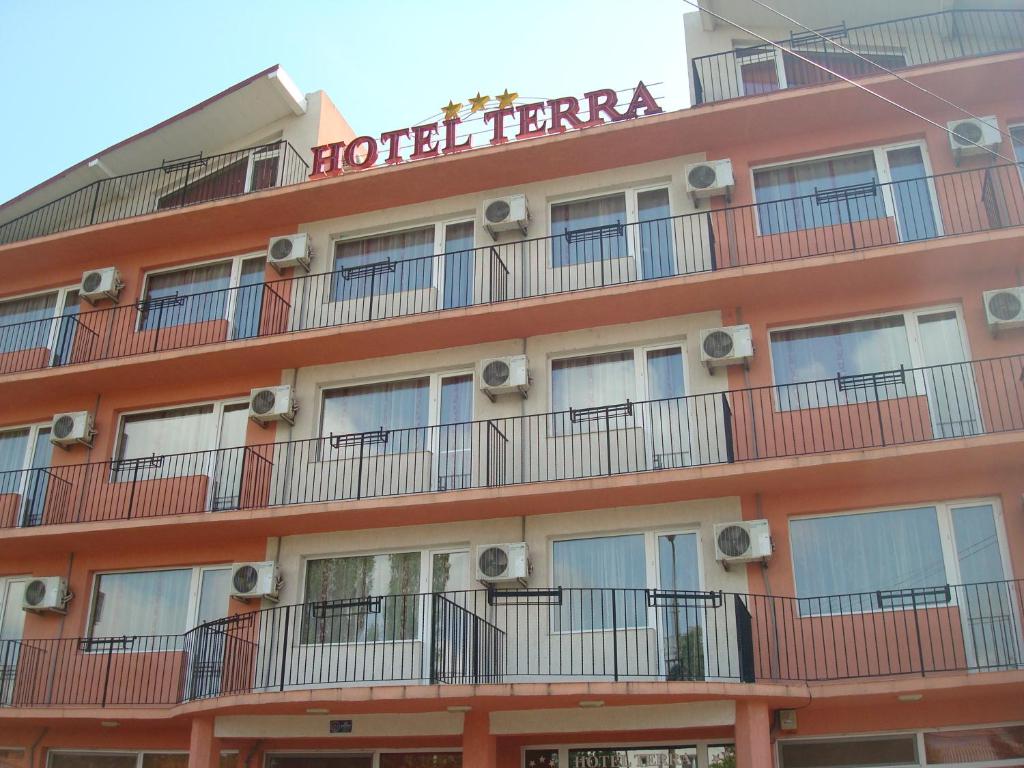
[691,9,1024,105]
[0,140,310,245]
[2,578,1020,707]
[0,355,1019,530]
[0,162,1021,378]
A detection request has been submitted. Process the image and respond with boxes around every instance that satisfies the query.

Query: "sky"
[0,0,693,204]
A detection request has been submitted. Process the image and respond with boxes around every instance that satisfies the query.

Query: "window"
[50,755,189,768]
[156,145,281,211]
[754,145,937,241]
[0,424,54,527]
[87,567,230,639]
[770,308,977,435]
[1013,125,1024,185]
[332,221,475,307]
[0,287,80,364]
[140,255,265,338]
[739,46,907,96]
[551,345,686,412]
[302,549,450,643]
[779,735,918,768]
[924,724,1024,763]
[569,746,697,767]
[790,501,1009,617]
[322,377,430,436]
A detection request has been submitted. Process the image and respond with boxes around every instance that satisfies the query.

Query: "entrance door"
[427,550,474,683]
[20,428,54,526]
[949,503,1018,670]
[436,374,473,491]
[645,347,689,470]
[0,579,27,705]
[230,257,266,340]
[187,567,231,699]
[210,404,249,511]
[884,146,939,243]
[914,310,979,438]
[655,532,705,681]
[49,290,81,367]
[442,221,475,309]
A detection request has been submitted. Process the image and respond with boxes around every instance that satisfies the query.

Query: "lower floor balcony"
[1,579,1021,709]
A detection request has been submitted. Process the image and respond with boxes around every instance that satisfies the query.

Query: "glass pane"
[117,405,217,462]
[212,404,249,511]
[333,226,434,300]
[770,315,914,409]
[708,745,737,768]
[1013,126,1024,185]
[551,193,628,267]
[657,533,703,679]
[784,50,906,87]
[50,755,138,768]
[0,292,57,354]
[379,754,461,768]
[142,262,232,330]
[431,551,469,592]
[646,347,689,469]
[90,569,192,636]
[232,258,266,340]
[303,552,422,642]
[52,290,81,367]
[268,757,372,768]
[754,151,885,235]
[924,724,1024,763]
[741,57,780,95]
[552,350,635,412]
[553,534,646,630]
[438,374,473,490]
[22,428,53,526]
[637,188,675,279]
[568,746,697,767]
[1,580,26,639]
[887,146,937,242]
[443,221,475,309]
[779,737,917,768]
[321,377,430,438]
[790,507,946,613]
[141,755,189,768]
[917,312,977,437]
[197,569,231,625]
[0,430,29,496]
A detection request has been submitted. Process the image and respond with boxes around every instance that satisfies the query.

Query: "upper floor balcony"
[691,9,1024,105]
[0,140,310,246]
[0,354,1019,533]
[0,162,1021,381]
[1,578,1021,708]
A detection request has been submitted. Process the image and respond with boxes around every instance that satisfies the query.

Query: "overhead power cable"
[742,0,1016,144]
[681,0,1016,163]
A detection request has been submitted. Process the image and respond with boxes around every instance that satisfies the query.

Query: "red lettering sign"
[309,81,662,178]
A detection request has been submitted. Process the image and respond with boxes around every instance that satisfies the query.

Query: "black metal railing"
[2,579,1020,706]
[691,9,1024,105]
[0,162,1021,378]
[0,140,309,245]
[0,355,1019,529]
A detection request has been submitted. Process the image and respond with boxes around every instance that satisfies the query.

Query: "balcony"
[0,162,1022,379]
[1,355,1020,530]
[1,579,1021,708]
[691,9,1024,105]
[0,141,310,246]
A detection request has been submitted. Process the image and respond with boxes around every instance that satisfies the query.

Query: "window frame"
[766,303,972,389]
[0,574,30,640]
[85,564,231,643]
[0,421,55,527]
[546,183,675,277]
[547,340,689,414]
[329,216,476,307]
[137,252,265,336]
[787,497,1013,615]
[1011,123,1024,185]
[0,285,80,361]
[112,397,249,463]
[522,739,733,768]
[749,140,941,238]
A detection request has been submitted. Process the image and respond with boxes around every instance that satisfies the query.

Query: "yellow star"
[468,92,490,113]
[496,88,518,109]
[441,100,463,121]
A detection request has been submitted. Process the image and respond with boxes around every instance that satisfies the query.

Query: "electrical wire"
[742,0,1016,143]
[681,0,1017,163]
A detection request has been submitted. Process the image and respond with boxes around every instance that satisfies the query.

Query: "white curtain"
[553,534,646,630]
[551,193,628,266]
[89,569,192,636]
[552,350,635,412]
[333,226,434,299]
[142,262,232,329]
[0,292,57,352]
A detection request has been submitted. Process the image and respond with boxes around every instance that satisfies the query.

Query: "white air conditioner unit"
[267,233,311,273]
[475,543,529,585]
[49,410,95,449]
[713,520,772,565]
[699,324,753,371]
[685,159,735,202]
[230,561,279,602]
[249,385,296,426]
[482,194,529,240]
[79,267,123,305]
[22,576,70,614]
[983,286,1024,331]
[947,116,1001,162]
[477,355,529,400]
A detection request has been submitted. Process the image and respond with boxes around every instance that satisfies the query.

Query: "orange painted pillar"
[735,702,772,768]
[188,716,221,768]
[462,710,497,768]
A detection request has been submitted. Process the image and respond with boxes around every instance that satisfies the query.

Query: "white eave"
[0,65,308,225]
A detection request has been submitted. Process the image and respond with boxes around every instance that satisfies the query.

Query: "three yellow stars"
[440,90,518,120]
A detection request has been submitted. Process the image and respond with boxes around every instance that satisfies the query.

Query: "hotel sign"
[310,82,662,177]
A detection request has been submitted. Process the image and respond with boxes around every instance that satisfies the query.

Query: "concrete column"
[188,717,221,768]
[735,701,772,768]
[462,710,497,768]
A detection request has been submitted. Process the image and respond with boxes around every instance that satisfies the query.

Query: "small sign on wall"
[329,719,353,734]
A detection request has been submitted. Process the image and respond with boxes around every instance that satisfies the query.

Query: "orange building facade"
[0,4,1023,768]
